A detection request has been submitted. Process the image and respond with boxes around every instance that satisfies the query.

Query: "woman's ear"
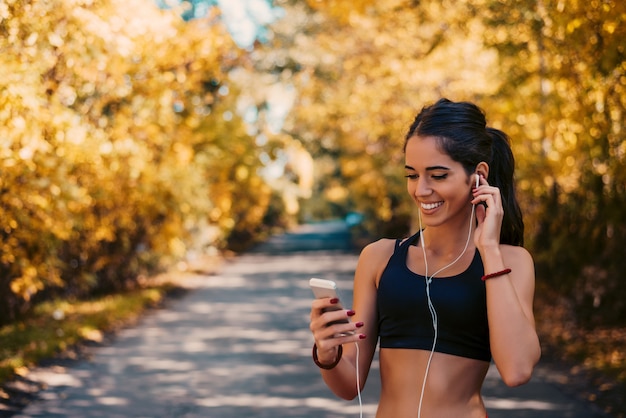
[475,161,489,183]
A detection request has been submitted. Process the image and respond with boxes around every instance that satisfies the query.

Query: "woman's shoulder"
[499,244,535,277]
[500,244,533,262]
[357,238,398,267]
[361,237,397,255]
[355,238,399,286]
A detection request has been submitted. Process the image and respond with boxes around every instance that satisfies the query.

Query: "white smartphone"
[309,278,353,333]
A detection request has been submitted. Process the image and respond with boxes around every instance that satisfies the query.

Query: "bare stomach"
[376,348,490,418]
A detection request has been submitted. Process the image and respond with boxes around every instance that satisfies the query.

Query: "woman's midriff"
[375,348,490,418]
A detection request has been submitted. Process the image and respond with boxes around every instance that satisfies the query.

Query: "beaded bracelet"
[481,268,512,281]
[312,343,343,370]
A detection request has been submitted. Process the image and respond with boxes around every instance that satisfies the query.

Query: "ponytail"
[486,127,524,246]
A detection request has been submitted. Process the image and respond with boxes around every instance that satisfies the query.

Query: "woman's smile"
[420,201,444,211]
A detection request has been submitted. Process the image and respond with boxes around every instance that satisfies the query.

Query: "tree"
[0,0,278,322]
[482,0,626,324]
[276,0,501,235]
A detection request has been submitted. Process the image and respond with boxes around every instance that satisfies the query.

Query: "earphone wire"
[355,341,363,418]
[416,196,476,418]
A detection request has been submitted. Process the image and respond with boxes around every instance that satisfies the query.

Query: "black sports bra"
[377,232,492,362]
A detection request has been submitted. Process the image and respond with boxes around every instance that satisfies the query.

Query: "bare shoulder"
[500,245,534,270]
[359,238,397,264]
[355,238,397,284]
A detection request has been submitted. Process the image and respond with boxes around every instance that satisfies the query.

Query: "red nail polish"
[347,310,356,317]
[355,322,364,328]
[330,298,339,304]
[359,334,366,339]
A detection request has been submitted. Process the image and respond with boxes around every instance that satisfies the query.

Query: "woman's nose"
[415,179,431,197]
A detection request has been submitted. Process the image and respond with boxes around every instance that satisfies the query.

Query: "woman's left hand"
[472,176,503,250]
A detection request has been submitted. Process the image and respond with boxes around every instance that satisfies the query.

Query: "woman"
[309,98,541,418]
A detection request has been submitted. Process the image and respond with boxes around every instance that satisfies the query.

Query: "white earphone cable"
[416,197,476,418]
[355,341,363,418]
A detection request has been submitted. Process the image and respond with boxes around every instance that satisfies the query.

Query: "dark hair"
[404,98,524,246]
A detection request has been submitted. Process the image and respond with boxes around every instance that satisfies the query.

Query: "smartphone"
[309,278,353,333]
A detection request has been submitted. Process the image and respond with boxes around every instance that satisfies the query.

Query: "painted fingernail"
[359,334,367,339]
[330,298,339,304]
[347,310,356,317]
[355,322,364,328]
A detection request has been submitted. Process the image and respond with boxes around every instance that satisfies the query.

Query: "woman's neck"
[420,211,475,258]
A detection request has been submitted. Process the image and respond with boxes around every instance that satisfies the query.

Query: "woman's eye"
[404,174,418,180]
[432,174,448,180]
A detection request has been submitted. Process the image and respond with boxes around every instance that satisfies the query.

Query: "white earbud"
[475,174,480,188]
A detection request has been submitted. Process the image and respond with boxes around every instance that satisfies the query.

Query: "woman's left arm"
[481,245,541,387]
[472,178,541,386]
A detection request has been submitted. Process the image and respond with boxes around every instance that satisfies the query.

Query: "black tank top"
[377,231,492,362]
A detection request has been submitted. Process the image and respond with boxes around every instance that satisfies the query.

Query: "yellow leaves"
[324,184,348,202]
[168,238,187,259]
[0,2,9,20]
[602,20,618,34]
[305,0,373,23]
[566,17,584,33]
[94,226,115,242]
[79,328,104,343]
[47,31,64,47]
[10,266,44,302]
[0,0,275,316]
[235,165,249,181]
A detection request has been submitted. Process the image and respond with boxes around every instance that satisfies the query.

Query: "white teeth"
[421,202,443,210]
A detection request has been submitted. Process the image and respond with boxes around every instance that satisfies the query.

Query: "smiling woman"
[308,98,541,418]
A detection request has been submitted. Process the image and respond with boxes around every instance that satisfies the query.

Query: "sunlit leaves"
[0,0,277,322]
[282,0,500,228]
[445,0,626,323]
[279,0,625,324]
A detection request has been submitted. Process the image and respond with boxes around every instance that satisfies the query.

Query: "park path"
[9,221,612,417]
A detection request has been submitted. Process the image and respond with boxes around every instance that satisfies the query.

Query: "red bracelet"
[312,343,342,370]
[481,268,512,281]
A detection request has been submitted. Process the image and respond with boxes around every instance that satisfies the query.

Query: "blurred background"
[0,0,624,415]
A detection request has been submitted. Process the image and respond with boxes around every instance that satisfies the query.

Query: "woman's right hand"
[309,297,365,364]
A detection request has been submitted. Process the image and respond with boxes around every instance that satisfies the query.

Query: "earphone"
[416,172,478,418]
[355,342,363,418]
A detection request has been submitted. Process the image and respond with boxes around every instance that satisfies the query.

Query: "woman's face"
[404,135,473,227]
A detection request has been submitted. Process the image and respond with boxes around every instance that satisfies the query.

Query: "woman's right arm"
[309,239,394,400]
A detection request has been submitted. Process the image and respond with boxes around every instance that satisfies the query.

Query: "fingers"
[310,298,367,345]
[472,179,503,215]
[472,177,504,249]
[310,296,340,318]
[474,203,486,224]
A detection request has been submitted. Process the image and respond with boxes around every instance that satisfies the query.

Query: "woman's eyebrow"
[404,165,451,171]
[425,165,451,171]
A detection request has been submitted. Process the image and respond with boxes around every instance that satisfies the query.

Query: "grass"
[0,284,178,385]
[0,253,224,391]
